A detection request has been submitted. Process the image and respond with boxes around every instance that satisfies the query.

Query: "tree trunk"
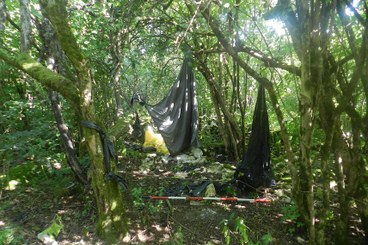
[198,1,296,179]
[298,67,316,244]
[316,58,335,245]
[0,0,6,31]
[19,0,31,53]
[196,58,241,160]
[332,130,351,244]
[40,0,128,240]
[0,0,130,242]
[36,17,89,186]
[48,89,89,185]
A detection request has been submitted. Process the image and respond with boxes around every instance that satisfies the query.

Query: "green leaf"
[261,233,273,245]
[39,215,63,239]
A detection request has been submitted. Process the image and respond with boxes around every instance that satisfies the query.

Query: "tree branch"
[0,48,80,106]
[40,0,88,80]
[198,1,297,178]
[5,13,41,52]
[343,0,367,26]
[195,46,301,76]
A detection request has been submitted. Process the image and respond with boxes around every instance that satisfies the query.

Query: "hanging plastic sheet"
[234,85,274,189]
[145,58,199,155]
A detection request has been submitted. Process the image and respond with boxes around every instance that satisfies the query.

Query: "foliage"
[38,215,63,241]
[221,215,273,245]
[130,186,145,209]
[129,186,164,215]
[0,223,25,245]
[235,216,249,244]
[221,218,231,245]
[280,203,305,234]
[165,226,184,245]
[1,0,367,243]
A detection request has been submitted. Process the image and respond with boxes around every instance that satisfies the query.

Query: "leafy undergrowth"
[0,159,99,244]
[120,150,306,245]
[0,149,364,244]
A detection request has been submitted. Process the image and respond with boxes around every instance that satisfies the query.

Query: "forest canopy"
[0,0,367,244]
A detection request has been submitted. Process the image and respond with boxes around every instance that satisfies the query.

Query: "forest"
[0,0,367,244]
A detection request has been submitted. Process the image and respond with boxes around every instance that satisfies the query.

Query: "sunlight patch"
[102,219,112,228]
[111,201,117,211]
[4,180,19,190]
[345,0,359,16]
[265,19,286,36]
[113,215,121,222]
[23,61,38,69]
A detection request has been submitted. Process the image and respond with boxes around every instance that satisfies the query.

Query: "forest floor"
[0,147,364,244]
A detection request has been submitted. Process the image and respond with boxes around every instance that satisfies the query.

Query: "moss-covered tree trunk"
[0,47,128,244]
[36,17,88,186]
[0,0,128,242]
[39,0,127,242]
[297,36,318,245]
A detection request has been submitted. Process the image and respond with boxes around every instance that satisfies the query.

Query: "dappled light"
[4,180,19,191]
[265,19,286,36]
[1,0,367,244]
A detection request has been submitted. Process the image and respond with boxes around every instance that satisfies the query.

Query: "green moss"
[40,0,85,74]
[16,53,80,104]
[89,154,128,244]
[0,48,80,107]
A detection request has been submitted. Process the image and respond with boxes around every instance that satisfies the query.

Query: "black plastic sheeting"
[145,58,199,156]
[234,85,274,189]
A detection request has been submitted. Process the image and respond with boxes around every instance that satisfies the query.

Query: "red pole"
[144,196,271,203]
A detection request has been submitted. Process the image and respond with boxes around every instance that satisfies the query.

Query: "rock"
[174,154,195,163]
[161,155,170,164]
[296,236,306,244]
[174,172,188,178]
[37,233,58,245]
[191,148,203,158]
[199,208,217,220]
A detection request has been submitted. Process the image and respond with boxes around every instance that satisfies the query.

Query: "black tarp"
[234,85,274,189]
[145,58,199,155]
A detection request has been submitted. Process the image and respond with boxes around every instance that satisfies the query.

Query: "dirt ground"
[0,149,364,244]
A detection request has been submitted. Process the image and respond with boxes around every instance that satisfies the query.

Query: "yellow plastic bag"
[143,126,169,154]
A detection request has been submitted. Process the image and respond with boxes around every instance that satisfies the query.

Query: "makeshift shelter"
[142,58,199,156]
[234,85,274,189]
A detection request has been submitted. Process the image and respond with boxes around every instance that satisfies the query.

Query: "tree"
[0,0,127,242]
[1,0,366,244]
[193,0,367,244]
[265,1,368,243]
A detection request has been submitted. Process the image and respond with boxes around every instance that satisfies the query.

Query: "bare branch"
[198,1,297,178]
[19,0,31,53]
[343,0,367,26]
[0,0,5,31]
[195,46,301,76]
